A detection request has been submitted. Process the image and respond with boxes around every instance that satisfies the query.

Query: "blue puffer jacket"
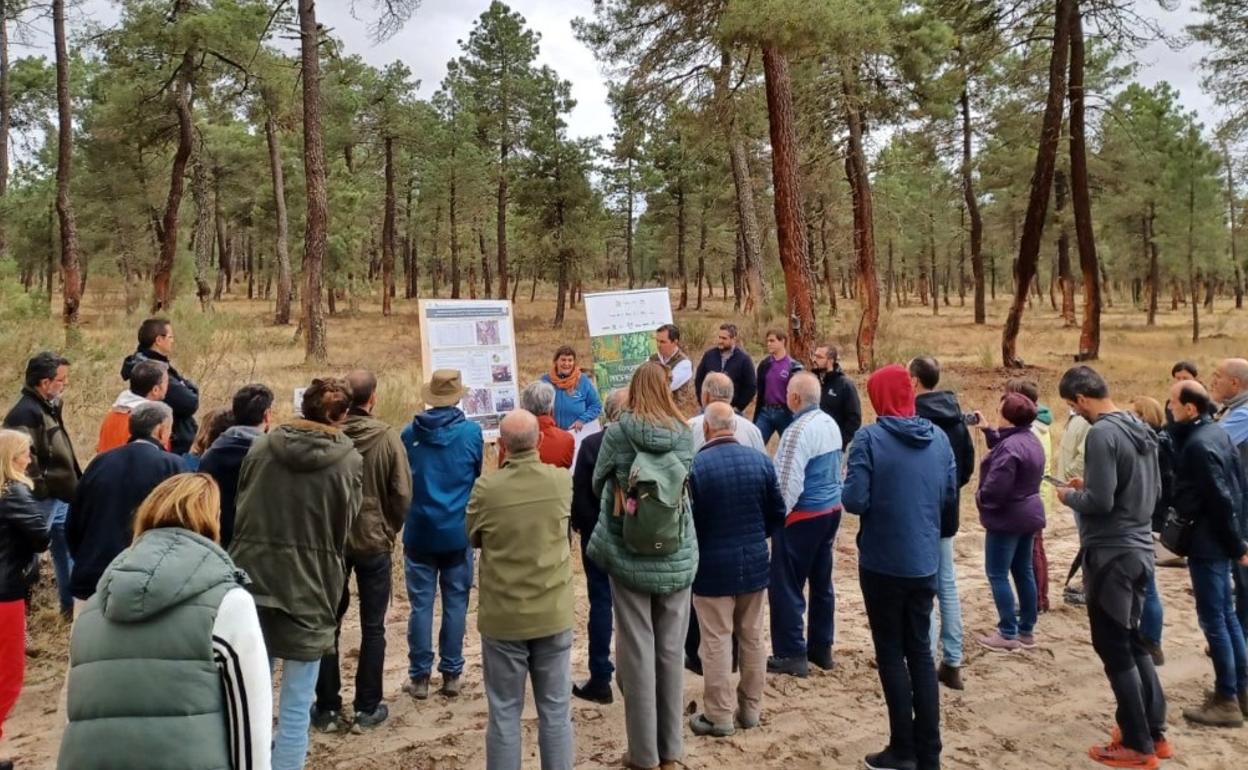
[688,438,785,597]
[401,407,483,555]
[586,412,697,596]
[843,417,956,578]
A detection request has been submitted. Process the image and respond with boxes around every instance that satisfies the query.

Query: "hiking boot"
[310,706,348,733]
[404,675,430,700]
[1088,742,1159,769]
[1111,727,1173,760]
[353,703,389,729]
[937,663,964,691]
[1182,692,1244,727]
[807,645,835,671]
[573,678,614,705]
[735,710,760,730]
[863,748,918,770]
[766,655,809,678]
[1141,640,1165,667]
[689,713,735,737]
[1017,633,1037,649]
[440,673,462,697]
[1064,586,1087,606]
[976,631,1022,653]
[684,653,703,677]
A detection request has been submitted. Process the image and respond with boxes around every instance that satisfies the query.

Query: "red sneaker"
[1111,727,1173,760]
[1088,742,1160,769]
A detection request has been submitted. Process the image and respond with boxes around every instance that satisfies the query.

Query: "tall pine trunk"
[1069,1,1101,360]
[265,112,293,324]
[1146,205,1159,325]
[381,136,396,315]
[1225,144,1243,309]
[450,145,461,299]
[53,0,81,325]
[842,60,879,372]
[1055,169,1076,325]
[190,154,214,309]
[1002,0,1071,367]
[299,0,328,361]
[625,157,636,288]
[960,84,985,324]
[496,141,509,299]
[716,49,766,313]
[0,0,10,262]
[762,45,816,362]
[676,184,687,310]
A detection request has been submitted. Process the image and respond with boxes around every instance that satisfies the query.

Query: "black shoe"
[807,645,835,671]
[864,748,918,770]
[310,705,348,733]
[353,703,389,729]
[0,759,13,770]
[938,663,964,691]
[572,678,614,705]
[684,653,703,676]
[766,655,809,678]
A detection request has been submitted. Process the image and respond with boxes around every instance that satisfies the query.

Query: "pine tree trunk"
[190,155,214,309]
[842,59,879,372]
[214,174,232,302]
[381,135,396,315]
[0,0,10,262]
[762,45,817,363]
[1146,206,1159,325]
[716,49,766,314]
[496,142,509,299]
[625,157,636,289]
[1002,0,1071,367]
[53,0,81,325]
[960,85,985,324]
[928,213,939,316]
[696,195,707,310]
[733,226,744,311]
[265,113,293,324]
[1189,176,1200,343]
[1225,144,1243,309]
[676,184,687,310]
[479,221,492,298]
[1069,1,1101,360]
[1055,168,1076,325]
[885,238,894,310]
[298,0,328,361]
[821,195,837,314]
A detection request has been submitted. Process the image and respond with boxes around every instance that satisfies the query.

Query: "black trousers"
[316,552,393,713]
[860,567,941,769]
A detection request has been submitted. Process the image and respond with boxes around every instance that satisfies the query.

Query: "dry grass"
[7,280,1248,769]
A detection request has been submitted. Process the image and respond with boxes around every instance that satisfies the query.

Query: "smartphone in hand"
[962,412,980,426]
[1042,474,1068,487]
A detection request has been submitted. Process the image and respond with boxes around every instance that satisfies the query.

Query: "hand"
[1066,476,1085,491]
[1056,486,1071,505]
[1239,551,1248,568]
[571,421,585,432]
[972,411,989,430]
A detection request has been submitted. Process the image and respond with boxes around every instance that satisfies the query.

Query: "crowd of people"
[1,315,1248,770]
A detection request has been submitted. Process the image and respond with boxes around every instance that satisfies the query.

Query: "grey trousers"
[611,578,691,768]
[482,630,575,770]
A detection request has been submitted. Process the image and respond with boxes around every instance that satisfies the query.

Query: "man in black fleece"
[909,356,975,691]
[1057,366,1167,769]
[121,318,200,455]
[200,383,274,549]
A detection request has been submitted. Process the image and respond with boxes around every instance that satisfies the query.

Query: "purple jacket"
[976,426,1046,534]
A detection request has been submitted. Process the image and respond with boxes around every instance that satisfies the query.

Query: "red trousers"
[0,599,25,739]
[1033,531,1050,612]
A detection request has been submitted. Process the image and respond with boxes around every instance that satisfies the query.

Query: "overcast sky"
[9,0,1227,139]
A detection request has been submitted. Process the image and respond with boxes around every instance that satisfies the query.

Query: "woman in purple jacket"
[973,392,1047,652]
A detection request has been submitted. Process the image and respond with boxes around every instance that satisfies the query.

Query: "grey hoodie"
[1065,411,1159,551]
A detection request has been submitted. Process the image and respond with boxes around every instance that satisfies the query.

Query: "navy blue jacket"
[688,437,786,597]
[66,437,186,599]
[1170,417,1248,561]
[571,430,606,537]
[695,347,757,413]
[843,416,957,578]
[198,427,262,548]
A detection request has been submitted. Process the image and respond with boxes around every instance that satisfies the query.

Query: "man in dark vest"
[652,324,699,418]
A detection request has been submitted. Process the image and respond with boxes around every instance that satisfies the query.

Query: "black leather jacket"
[0,481,51,601]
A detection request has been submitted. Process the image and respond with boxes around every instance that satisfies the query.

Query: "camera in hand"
[962,412,980,426]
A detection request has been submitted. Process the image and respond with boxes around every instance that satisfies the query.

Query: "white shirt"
[689,413,767,454]
[658,351,694,391]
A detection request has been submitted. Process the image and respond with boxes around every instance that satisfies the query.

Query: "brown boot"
[1182,692,1245,727]
[938,663,964,691]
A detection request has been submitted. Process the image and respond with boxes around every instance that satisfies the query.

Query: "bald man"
[313,368,412,731]
[468,408,575,769]
[688,373,766,453]
[1168,380,1248,727]
[767,372,845,677]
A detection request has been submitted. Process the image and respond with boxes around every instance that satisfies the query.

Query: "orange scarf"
[549,366,581,394]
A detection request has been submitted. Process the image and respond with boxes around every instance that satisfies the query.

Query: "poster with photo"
[583,288,674,394]
[419,299,520,442]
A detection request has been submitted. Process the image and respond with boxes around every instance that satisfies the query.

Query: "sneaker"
[1141,640,1165,667]
[863,748,918,770]
[1064,586,1087,606]
[976,631,1022,653]
[689,713,735,737]
[766,655,809,678]
[310,706,348,733]
[1111,727,1173,760]
[440,673,462,697]
[937,663,964,691]
[404,675,430,700]
[1087,742,1159,769]
[807,645,835,671]
[572,678,614,705]
[1017,633,1037,649]
[1182,692,1244,727]
[353,703,389,729]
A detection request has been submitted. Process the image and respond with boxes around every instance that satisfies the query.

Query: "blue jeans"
[271,657,320,770]
[40,498,73,613]
[1233,563,1248,643]
[1189,558,1248,698]
[405,547,474,679]
[930,537,964,667]
[754,406,793,446]
[580,534,614,682]
[769,513,839,658]
[984,531,1037,639]
[1140,571,1163,647]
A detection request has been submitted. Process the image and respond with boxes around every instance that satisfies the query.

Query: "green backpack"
[621,448,689,556]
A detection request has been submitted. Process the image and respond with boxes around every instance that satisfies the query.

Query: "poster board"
[418,299,520,442]
[583,288,673,395]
